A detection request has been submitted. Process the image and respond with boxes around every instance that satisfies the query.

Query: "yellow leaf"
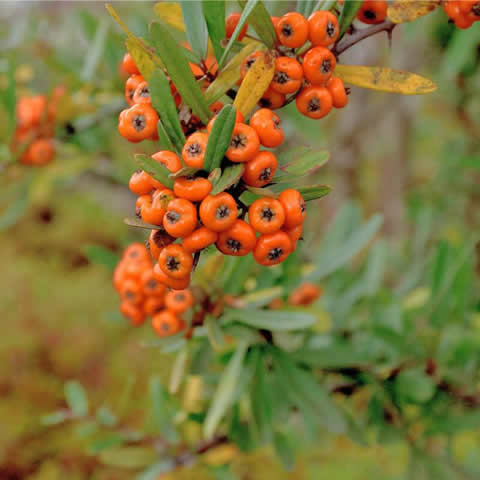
[336,64,437,95]
[388,0,440,24]
[125,37,156,81]
[202,444,238,466]
[154,2,185,31]
[233,50,275,117]
[205,42,265,105]
[105,4,135,37]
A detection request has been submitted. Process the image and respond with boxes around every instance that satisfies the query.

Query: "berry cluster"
[113,242,194,336]
[11,88,64,166]
[232,10,348,118]
[443,0,480,28]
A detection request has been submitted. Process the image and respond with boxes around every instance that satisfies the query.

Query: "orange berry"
[296,86,333,119]
[182,132,208,168]
[259,87,286,110]
[302,46,336,85]
[144,296,165,316]
[225,123,260,162]
[119,103,158,142]
[242,151,278,187]
[327,76,348,108]
[165,289,194,314]
[248,197,285,234]
[271,57,303,94]
[240,51,263,79]
[120,278,144,306]
[129,170,162,195]
[141,268,167,297]
[288,282,322,306]
[152,310,183,337]
[123,243,150,262]
[125,74,144,106]
[253,231,292,266]
[285,223,303,248]
[279,189,306,229]
[174,177,212,202]
[113,263,126,291]
[152,150,182,173]
[163,198,197,238]
[226,12,248,40]
[154,263,191,290]
[249,108,284,148]
[120,301,146,326]
[216,219,257,256]
[141,193,171,226]
[122,52,140,75]
[21,138,55,166]
[275,12,309,48]
[132,81,151,105]
[357,0,388,24]
[207,110,244,133]
[199,193,238,232]
[308,10,339,47]
[182,227,218,253]
[158,244,193,279]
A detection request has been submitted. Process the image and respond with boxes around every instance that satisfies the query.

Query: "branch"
[333,20,396,56]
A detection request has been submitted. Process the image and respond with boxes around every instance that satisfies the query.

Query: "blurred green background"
[0,1,479,479]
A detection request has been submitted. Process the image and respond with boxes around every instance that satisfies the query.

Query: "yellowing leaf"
[336,64,437,95]
[202,444,238,466]
[205,42,264,104]
[125,37,156,80]
[154,2,185,31]
[388,0,440,24]
[233,50,275,117]
[105,4,135,37]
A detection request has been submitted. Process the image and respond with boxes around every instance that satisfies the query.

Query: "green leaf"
[150,22,211,123]
[202,0,226,61]
[149,377,179,442]
[204,339,249,438]
[168,347,189,394]
[137,461,175,480]
[181,1,209,60]
[41,410,68,426]
[96,405,118,427]
[83,245,119,271]
[273,431,296,471]
[297,0,315,17]
[1,58,16,141]
[157,119,175,151]
[81,19,109,81]
[338,1,363,39]
[88,434,124,455]
[99,447,157,469]
[237,0,276,48]
[0,173,33,231]
[235,286,283,308]
[123,217,159,230]
[64,381,89,417]
[204,104,237,171]
[394,369,436,404]
[211,164,245,195]
[250,353,273,443]
[292,344,376,368]
[277,150,329,177]
[208,167,222,186]
[149,69,186,154]
[135,154,175,189]
[169,166,202,179]
[298,184,332,202]
[224,307,315,331]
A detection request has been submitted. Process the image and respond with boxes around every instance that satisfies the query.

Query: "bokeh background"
[0,1,479,479]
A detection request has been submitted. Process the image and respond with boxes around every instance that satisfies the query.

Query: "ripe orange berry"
[242,151,278,187]
[308,10,339,47]
[302,46,336,85]
[199,193,238,232]
[154,263,191,290]
[163,198,198,238]
[165,289,194,314]
[152,150,182,173]
[174,177,212,202]
[120,300,146,326]
[288,282,322,306]
[182,227,218,253]
[113,263,126,291]
[21,138,55,166]
[241,51,263,79]
[141,269,167,297]
[16,95,47,130]
[279,189,306,229]
[327,76,348,108]
[152,310,183,337]
[122,52,140,75]
[182,132,208,168]
[271,57,303,95]
[158,244,193,279]
[129,170,162,195]
[216,219,257,256]
[123,243,150,262]
[148,230,162,260]
[225,123,260,162]
[248,197,285,234]
[132,81,151,105]
[144,296,165,316]
[296,86,333,119]
[284,223,303,248]
[123,258,151,280]
[357,0,388,24]
[207,110,244,133]
[141,193,170,225]
[226,12,248,40]
[249,108,284,148]
[276,12,309,48]
[259,88,286,110]
[120,104,158,142]
[253,231,292,266]
[125,74,144,106]
[120,278,144,306]
[271,16,280,30]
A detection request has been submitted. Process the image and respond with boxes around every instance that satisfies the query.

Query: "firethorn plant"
[103,0,470,467]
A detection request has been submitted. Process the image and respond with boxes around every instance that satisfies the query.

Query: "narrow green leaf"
[297,0,315,17]
[181,1,209,60]
[208,167,222,186]
[135,153,174,189]
[150,22,211,123]
[157,119,175,151]
[211,164,245,195]
[81,19,108,81]
[237,0,276,48]
[338,1,363,39]
[224,308,315,331]
[41,410,68,426]
[2,58,16,140]
[202,0,226,61]
[246,186,277,197]
[124,217,159,230]
[96,406,118,427]
[204,105,237,171]
[279,150,329,176]
[204,339,249,438]
[149,377,179,442]
[64,381,89,417]
[0,172,32,231]
[273,431,296,471]
[292,344,376,368]
[298,184,332,202]
[169,347,189,394]
[149,69,185,154]
[395,369,436,404]
[83,245,119,271]
[88,434,124,455]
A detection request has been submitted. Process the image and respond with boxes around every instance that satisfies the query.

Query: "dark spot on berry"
[132,114,146,132]
[231,133,247,149]
[259,168,272,182]
[274,70,290,85]
[472,2,480,15]
[273,116,281,129]
[321,59,332,74]
[187,142,202,156]
[166,255,181,272]
[281,23,293,38]
[166,211,181,224]
[125,290,136,300]
[260,207,275,222]
[259,98,272,108]
[364,9,377,20]
[326,20,337,38]
[175,293,186,302]
[308,97,321,112]
[139,85,150,98]
[226,238,242,253]
[216,204,230,219]
[268,247,283,261]
[161,322,170,331]
[147,279,157,289]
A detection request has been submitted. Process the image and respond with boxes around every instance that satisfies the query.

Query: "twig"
[332,20,396,56]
